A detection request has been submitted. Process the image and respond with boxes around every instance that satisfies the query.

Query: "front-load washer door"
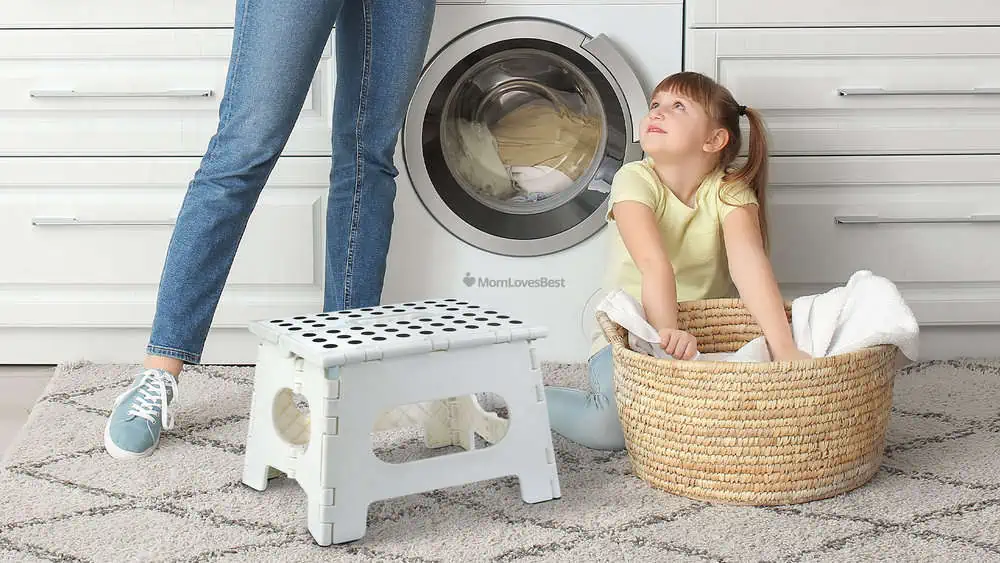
[403,17,648,257]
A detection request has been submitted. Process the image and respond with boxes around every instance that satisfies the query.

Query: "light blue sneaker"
[103,368,179,459]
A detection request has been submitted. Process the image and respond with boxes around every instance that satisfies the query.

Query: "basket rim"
[595,301,897,370]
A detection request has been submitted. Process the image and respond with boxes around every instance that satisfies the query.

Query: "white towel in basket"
[596,270,918,362]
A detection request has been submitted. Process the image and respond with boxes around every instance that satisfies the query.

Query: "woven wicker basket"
[597,298,898,506]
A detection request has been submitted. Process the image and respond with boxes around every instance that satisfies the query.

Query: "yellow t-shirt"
[591,157,759,356]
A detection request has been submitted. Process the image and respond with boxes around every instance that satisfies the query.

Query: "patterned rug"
[2,358,1000,562]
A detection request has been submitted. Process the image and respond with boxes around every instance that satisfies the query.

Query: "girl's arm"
[722,204,809,361]
[612,201,697,359]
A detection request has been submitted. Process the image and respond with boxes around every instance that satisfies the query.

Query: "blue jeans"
[544,345,626,451]
[146,0,436,364]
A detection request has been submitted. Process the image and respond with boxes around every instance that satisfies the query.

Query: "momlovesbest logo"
[462,272,566,289]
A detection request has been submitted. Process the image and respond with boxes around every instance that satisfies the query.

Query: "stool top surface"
[248,298,547,367]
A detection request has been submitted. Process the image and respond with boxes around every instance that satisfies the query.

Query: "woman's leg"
[544,345,626,451]
[323,0,436,312]
[106,0,344,459]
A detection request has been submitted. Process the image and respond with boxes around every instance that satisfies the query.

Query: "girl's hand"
[658,328,698,360]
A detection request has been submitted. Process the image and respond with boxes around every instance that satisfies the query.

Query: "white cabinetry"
[1,16,332,364]
[685,2,1000,358]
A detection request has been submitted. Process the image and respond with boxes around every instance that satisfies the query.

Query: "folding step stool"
[241,299,562,545]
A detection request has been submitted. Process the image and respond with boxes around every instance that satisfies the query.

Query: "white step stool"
[241,298,562,545]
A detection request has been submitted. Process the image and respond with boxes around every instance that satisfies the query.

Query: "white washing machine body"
[383,1,684,364]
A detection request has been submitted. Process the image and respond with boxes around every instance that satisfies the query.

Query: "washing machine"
[382,0,685,364]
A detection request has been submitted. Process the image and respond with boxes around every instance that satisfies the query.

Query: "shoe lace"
[124,370,179,430]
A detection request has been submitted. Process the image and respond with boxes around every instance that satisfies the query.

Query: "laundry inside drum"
[440,48,607,215]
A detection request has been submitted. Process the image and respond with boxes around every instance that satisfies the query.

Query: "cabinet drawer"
[767,155,1000,287]
[686,28,1000,156]
[0,157,329,287]
[1,1,237,28]
[687,0,1000,28]
[0,29,333,157]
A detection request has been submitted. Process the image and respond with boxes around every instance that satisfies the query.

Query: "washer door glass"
[413,35,636,256]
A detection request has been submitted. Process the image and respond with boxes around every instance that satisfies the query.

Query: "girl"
[545,71,809,451]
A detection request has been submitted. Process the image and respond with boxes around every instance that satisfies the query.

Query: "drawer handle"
[837,87,1000,97]
[31,217,176,227]
[834,214,1000,225]
[28,89,214,99]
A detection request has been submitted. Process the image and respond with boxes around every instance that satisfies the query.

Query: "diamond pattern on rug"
[2,358,1000,562]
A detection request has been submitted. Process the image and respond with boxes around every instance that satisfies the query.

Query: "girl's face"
[639,89,713,158]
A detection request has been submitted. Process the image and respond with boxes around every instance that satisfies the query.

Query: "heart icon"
[462,272,475,287]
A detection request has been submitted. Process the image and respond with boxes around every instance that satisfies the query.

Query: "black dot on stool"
[269,319,282,324]
[442,315,454,319]
[510,320,522,324]
[468,305,480,309]
[476,317,488,322]
[279,323,292,327]
[374,323,387,327]
[488,322,500,326]
[323,343,338,349]
[289,327,302,331]
[327,329,340,334]
[312,338,327,343]
[351,326,364,331]
[348,340,362,345]
[443,327,456,332]
[420,330,433,335]
[466,325,479,329]
[404,302,416,306]
[338,334,351,339]
[362,331,375,336]
[349,313,361,318]
[386,328,398,333]
[373,336,386,341]
[454,320,466,324]
[303,333,316,337]
[431,322,444,327]
[397,333,410,338]
[463,312,475,317]
[293,316,306,320]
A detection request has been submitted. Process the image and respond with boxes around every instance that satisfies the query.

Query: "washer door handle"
[581,33,648,144]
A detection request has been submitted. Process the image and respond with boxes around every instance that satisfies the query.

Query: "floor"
[1,365,56,459]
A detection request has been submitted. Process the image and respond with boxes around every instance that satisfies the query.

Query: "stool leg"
[505,377,561,504]
[242,343,279,492]
[307,495,333,546]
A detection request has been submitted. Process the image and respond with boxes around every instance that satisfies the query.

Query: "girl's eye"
[650,102,659,110]
[673,101,685,110]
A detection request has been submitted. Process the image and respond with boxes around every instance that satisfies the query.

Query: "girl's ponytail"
[724,105,769,252]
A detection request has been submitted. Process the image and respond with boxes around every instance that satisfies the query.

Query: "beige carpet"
[2,358,1000,562]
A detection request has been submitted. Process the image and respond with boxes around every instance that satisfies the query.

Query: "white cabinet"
[768,155,1000,326]
[687,27,1000,156]
[687,0,1000,28]
[1,1,238,29]
[0,158,330,361]
[685,2,1000,352]
[0,9,333,364]
[0,30,333,157]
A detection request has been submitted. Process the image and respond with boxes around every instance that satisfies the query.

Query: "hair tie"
[738,105,747,116]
